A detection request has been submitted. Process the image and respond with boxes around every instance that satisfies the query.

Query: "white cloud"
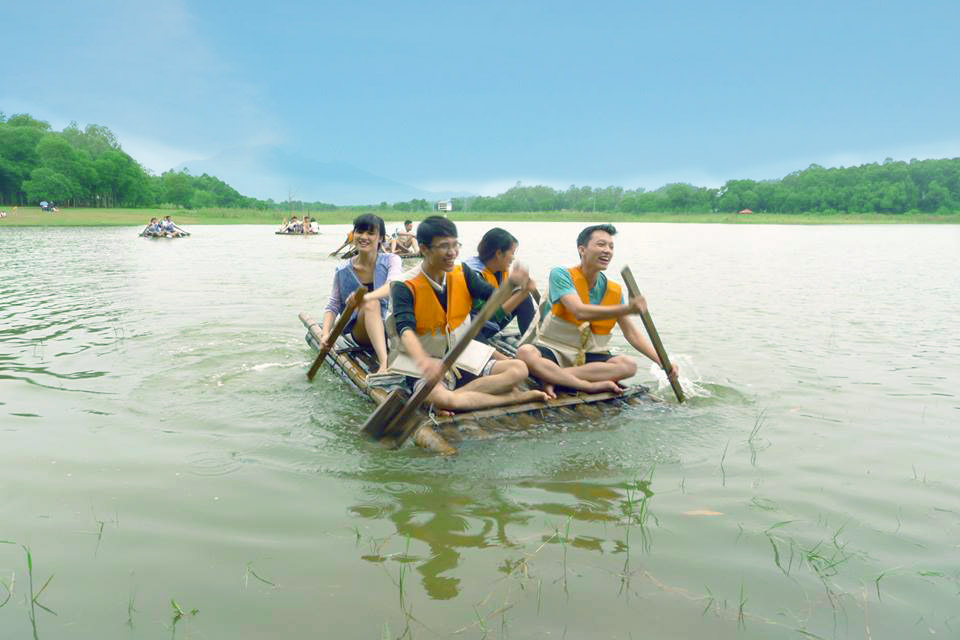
[115,130,208,174]
[4,0,283,172]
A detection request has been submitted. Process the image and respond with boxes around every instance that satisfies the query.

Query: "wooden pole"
[620,266,684,403]
[306,288,365,381]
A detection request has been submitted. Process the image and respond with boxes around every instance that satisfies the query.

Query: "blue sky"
[3,0,959,203]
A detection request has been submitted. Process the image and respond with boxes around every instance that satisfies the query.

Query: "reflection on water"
[349,469,657,601]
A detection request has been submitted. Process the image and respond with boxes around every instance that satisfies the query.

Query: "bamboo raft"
[299,312,654,454]
[275,231,319,235]
[339,248,419,259]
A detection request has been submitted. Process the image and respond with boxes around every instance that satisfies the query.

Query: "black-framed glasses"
[430,241,462,252]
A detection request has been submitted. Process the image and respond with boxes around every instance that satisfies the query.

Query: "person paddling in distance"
[464,227,538,342]
[143,217,162,236]
[389,220,418,254]
[516,224,678,397]
[321,214,402,375]
[388,216,550,412]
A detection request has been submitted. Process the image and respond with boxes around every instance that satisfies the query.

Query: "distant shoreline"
[2,207,958,227]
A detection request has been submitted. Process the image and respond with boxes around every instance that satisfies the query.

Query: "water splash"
[646,353,712,398]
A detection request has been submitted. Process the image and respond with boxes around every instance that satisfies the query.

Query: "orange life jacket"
[550,266,621,335]
[404,265,472,336]
[478,266,504,288]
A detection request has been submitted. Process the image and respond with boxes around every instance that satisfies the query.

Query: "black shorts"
[535,344,612,366]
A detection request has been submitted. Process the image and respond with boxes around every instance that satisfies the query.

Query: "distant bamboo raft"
[337,248,420,263]
[299,312,654,454]
[138,233,187,239]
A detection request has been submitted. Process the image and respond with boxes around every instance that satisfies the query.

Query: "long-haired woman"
[321,213,401,374]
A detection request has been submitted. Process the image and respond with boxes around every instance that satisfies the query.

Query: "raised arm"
[502,277,538,314]
[558,291,642,321]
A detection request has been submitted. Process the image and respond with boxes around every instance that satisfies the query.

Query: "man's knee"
[504,358,528,381]
[516,344,539,362]
[611,355,637,378]
[492,358,528,382]
[427,387,455,411]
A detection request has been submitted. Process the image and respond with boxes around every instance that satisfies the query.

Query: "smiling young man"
[516,224,678,397]
[388,216,549,412]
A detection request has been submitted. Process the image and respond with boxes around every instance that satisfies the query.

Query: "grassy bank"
[2,206,959,227]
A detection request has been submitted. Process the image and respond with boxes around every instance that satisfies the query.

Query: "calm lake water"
[1,222,958,639]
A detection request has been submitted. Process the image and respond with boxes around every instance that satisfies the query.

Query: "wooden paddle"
[306,287,365,381]
[329,234,354,257]
[620,266,685,403]
[362,273,519,444]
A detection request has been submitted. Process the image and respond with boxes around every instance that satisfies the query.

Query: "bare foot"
[587,380,623,394]
[530,390,551,403]
[374,366,389,375]
[542,384,557,400]
[507,389,551,404]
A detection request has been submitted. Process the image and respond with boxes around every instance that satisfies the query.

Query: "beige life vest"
[535,267,622,367]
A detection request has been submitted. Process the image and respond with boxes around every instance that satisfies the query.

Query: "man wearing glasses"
[388,216,550,411]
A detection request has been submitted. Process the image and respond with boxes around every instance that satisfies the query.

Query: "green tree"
[160,170,194,208]
[5,113,51,130]
[35,135,96,204]
[23,167,77,203]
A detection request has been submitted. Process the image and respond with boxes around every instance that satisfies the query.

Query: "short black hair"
[416,215,458,248]
[404,219,413,226]
[576,224,617,248]
[477,227,518,263]
[353,213,386,241]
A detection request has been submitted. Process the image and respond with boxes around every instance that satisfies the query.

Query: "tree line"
[453,157,960,214]
[2,111,958,213]
[0,112,267,209]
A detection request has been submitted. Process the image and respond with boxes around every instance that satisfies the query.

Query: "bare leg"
[360,299,389,373]
[351,302,389,374]
[426,385,550,412]
[457,359,527,395]
[564,355,637,383]
[516,345,621,395]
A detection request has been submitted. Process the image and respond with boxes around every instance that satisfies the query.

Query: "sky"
[3,0,959,203]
